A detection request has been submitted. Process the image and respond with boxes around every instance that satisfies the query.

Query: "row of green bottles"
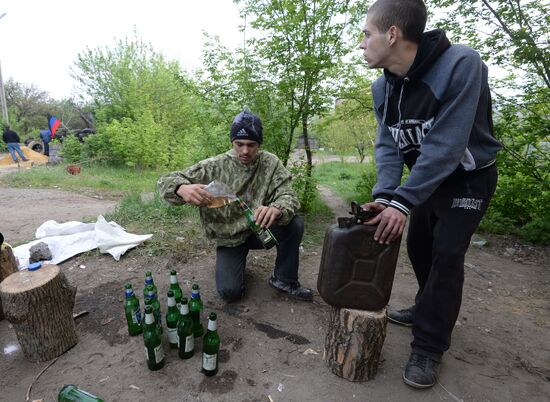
[237,198,278,249]
[124,274,200,339]
[145,301,219,375]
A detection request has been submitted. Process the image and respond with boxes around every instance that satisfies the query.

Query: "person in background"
[40,129,52,156]
[158,110,313,303]
[2,125,28,163]
[359,0,501,389]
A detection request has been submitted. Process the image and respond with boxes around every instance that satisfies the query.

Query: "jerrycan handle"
[337,201,379,228]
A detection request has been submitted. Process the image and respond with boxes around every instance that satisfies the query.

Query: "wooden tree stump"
[324,307,387,382]
[0,243,19,320]
[0,264,78,362]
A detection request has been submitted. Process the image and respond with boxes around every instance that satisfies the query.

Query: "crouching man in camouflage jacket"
[158,110,313,302]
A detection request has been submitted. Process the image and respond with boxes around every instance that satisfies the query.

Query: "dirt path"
[0,188,118,245]
[0,184,549,402]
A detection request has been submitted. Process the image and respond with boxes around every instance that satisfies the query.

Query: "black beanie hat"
[230,110,263,144]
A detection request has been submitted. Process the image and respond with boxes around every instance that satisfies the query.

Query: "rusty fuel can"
[317,202,402,311]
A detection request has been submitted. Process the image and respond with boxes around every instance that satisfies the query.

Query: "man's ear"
[388,25,399,46]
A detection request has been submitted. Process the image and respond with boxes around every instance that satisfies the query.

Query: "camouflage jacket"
[157,149,300,247]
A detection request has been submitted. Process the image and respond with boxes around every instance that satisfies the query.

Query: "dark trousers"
[407,165,497,361]
[215,215,304,302]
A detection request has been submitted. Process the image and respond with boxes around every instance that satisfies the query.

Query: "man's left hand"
[254,206,282,229]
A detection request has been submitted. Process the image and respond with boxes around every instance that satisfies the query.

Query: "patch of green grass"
[2,163,162,197]
[313,161,370,203]
[105,192,209,257]
[3,162,337,255]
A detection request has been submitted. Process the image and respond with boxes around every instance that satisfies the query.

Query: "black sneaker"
[268,275,313,302]
[387,306,414,327]
[403,353,440,389]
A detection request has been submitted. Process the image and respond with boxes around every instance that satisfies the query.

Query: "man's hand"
[254,206,282,229]
[176,184,213,207]
[363,202,406,244]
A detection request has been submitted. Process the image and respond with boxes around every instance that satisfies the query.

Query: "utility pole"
[0,60,8,125]
[0,12,8,125]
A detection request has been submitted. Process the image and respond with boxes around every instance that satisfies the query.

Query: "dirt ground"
[1,182,549,402]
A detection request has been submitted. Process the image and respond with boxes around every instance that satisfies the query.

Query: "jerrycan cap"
[28,262,42,271]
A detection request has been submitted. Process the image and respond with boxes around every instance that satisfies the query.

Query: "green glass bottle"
[202,312,220,376]
[58,384,104,402]
[166,290,180,349]
[143,271,158,298]
[169,269,184,309]
[177,297,195,359]
[123,283,142,336]
[189,284,204,337]
[145,285,163,335]
[238,198,278,249]
[143,305,165,371]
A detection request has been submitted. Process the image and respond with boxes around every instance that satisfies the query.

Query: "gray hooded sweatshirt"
[371,30,502,215]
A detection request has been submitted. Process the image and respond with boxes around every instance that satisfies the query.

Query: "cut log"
[0,264,78,361]
[0,244,19,320]
[324,307,387,382]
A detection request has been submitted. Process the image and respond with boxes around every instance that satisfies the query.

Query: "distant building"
[296,135,319,149]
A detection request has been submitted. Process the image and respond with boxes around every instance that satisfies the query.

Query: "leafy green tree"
[71,34,227,168]
[4,79,52,135]
[235,0,369,165]
[315,74,377,162]
[430,0,549,242]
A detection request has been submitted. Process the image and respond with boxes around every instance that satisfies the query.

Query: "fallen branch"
[26,357,59,402]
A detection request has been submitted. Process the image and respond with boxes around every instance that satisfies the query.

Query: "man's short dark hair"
[368,0,427,43]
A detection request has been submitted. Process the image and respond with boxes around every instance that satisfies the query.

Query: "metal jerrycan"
[317,202,402,311]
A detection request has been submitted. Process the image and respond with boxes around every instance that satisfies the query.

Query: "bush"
[59,135,83,162]
[354,159,378,202]
[288,160,317,213]
[482,169,550,243]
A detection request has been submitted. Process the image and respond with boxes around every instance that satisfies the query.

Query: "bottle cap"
[28,262,42,271]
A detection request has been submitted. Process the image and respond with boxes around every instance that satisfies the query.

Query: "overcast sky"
[0,0,244,99]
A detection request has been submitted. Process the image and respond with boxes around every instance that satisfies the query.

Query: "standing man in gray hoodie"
[359,0,501,389]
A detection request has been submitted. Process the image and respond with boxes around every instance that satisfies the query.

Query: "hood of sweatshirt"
[384,29,451,85]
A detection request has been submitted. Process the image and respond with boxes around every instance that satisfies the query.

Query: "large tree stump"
[0,264,78,362]
[0,243,19,320]
[324,307,387,381]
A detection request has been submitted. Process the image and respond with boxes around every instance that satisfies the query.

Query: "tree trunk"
[0,264,78,362]
[324,307,387,382]
[0,244,19,320]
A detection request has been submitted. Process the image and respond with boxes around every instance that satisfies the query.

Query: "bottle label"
[133,307,141,324]
[203,353,217,371]
[154,344,164,364]
[208,320,217,331]
[145,313,154,325]
[170,275,177,284]
[185,335,194,352]
[167,327,178,344]
[145,344,165,364]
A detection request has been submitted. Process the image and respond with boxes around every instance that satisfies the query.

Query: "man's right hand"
[176,184,213,207]
[362,202,406,245]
